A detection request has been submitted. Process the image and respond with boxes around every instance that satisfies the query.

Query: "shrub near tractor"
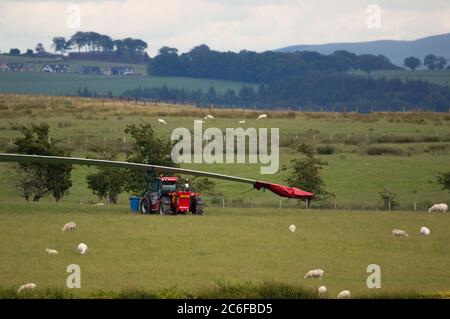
[139,176,204,215]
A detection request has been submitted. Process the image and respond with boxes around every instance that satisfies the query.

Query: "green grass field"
[0,72,255,96]
[0,95,449,298]
[1,203,450,298]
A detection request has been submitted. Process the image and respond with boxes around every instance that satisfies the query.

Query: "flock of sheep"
[18,201,446,297]
[288,202,448,299]
[157,113,268,126]
[288,224,351,298]
[17,221,87,294]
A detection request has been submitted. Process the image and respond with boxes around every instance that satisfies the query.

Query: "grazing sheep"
[77,243,88,255]
[318,286,327,296]
[62,221,76,232]
[158,118,167,125]
[304,269,324,279]
[257,114,267,120]
[239,120,246,125]
[420,226,431,236]
[205,115,214,119]
[289,224,296,233]
[337,290,351,299]
[18,283,36,293]
[45,249,58,255]
[428,203,448,213]
[392,229,409,238]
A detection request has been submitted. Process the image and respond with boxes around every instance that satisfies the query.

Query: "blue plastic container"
[129,196,140,212]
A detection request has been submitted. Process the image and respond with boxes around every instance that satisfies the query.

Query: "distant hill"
[277,33,450,67]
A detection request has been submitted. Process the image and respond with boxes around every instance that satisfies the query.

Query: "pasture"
[0,94,449,298]
[0,203,450,298]
[0,72,255,96]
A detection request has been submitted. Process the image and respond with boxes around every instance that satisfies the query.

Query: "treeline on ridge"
[121,73,450,112]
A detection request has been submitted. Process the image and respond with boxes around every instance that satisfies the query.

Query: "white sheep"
[420,226,431,236]
[78,243,88,255]
[304,269,324,279]
[392,229,409,238]
[158,118,167,125]
[289,224,296,233]
[257,114,267,120]
[318,286,327,296]
[428,203,448,213]
[239,120,246,125]
[62,221,76,232]
[205,115,214,119]
[45,249,58,255]
[337,290,351,299]
[18,283,36,293]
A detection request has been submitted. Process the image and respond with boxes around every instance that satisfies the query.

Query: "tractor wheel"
[193,197,204,215]
[159,202,170,215]
[139,197,150,215]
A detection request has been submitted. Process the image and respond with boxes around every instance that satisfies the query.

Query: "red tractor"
[138,176,204,215]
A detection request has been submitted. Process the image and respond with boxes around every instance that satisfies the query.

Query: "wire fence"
[203,197,438,212]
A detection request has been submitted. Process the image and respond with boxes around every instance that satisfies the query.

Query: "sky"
[0,0,449,56]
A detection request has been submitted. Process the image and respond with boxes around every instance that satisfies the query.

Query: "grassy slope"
[0,98,448,207]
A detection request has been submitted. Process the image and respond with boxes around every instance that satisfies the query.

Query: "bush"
[316,144,335,155]
[366,145,404,156]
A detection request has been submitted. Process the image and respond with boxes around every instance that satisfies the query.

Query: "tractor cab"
[140,176,203,215]
[150,176,178,195]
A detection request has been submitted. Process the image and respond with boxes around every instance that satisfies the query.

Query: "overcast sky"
[0,0,449,56]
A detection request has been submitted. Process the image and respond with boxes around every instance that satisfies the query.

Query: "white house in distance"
[41,64,70,73]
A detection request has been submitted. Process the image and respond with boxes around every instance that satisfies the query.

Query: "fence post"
[334,198,337,210]
[222,198,225,208]
[279,199,282,209]
[388,201,391,211]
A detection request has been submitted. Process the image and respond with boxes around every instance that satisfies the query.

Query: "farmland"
[0,95,449,298]
[0,72,255,96]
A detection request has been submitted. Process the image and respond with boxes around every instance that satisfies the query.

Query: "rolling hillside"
[277,33,450,67]
[0,72,255,96]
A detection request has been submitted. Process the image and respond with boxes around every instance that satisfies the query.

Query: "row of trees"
[52,32,148,55]
[122,71,450,112]
[11,123,176,203]
[404,54,448,70]
[8,43,47,56]
[148,45,399,83]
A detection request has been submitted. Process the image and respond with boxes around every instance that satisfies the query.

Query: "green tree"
[437,172,450,192]
[424,54,437,70]
[436,57,447,70]
[404,56,421,70]
[35,43,46,55]
[190,177,216,194]
[13,124,73,202]
[124,123,177,195]
[9,48,20,55]
[286,142,334,200]
[52,37,71,55]
[378,189,399,210]
[87,167,126,204]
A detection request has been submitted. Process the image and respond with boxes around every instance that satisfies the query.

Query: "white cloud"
[0,0,449,55]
